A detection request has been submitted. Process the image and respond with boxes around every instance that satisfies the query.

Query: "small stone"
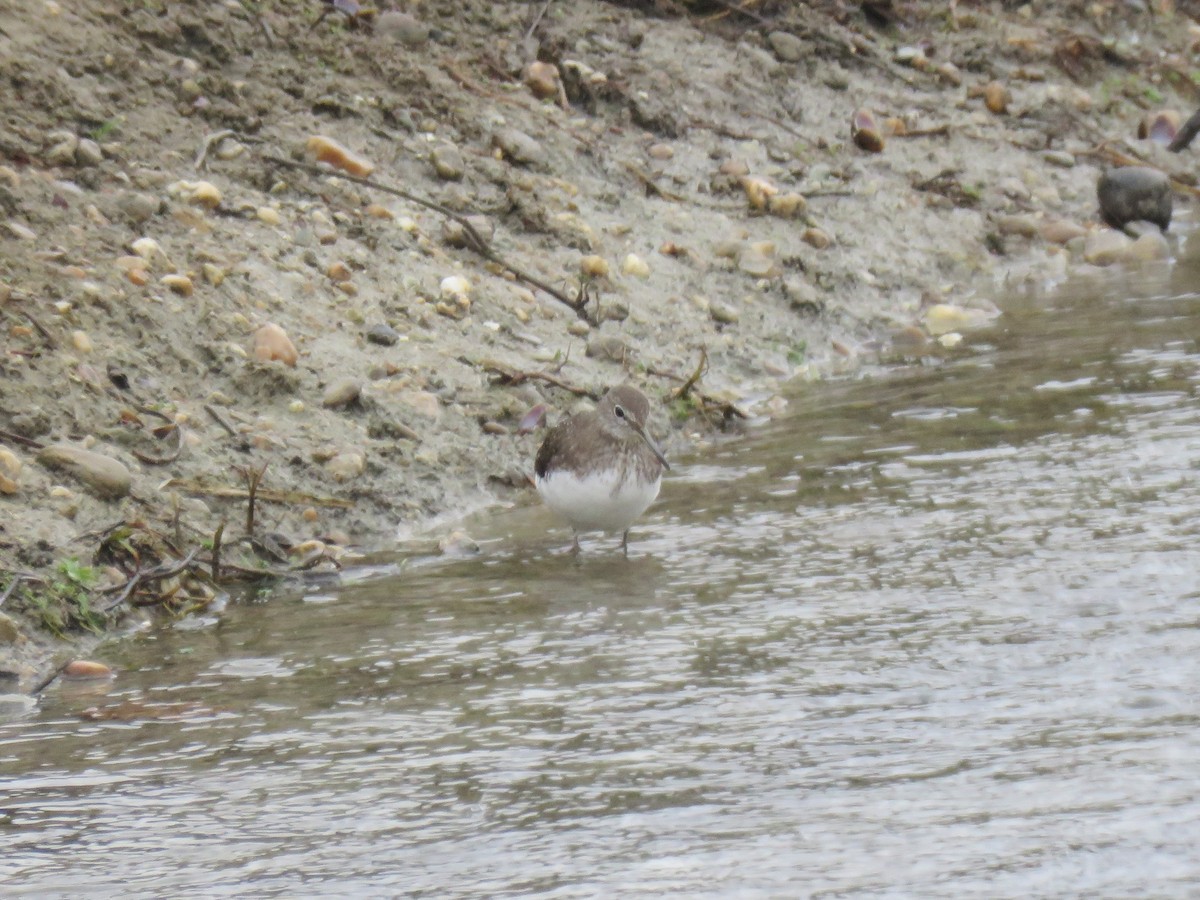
[71,330,93,353]
[326,261,352,282]
[375,11,429,46]
[1123,231,1170,263]
[431,144,465,181]
[366,323,400,346]
[0,612,20,644]
[621,253,650,278]
[5,221,36,241]
[586,335,631,363]
[75,138,103,167]
[984,80,1009,114]
[63,660,113,679]
[401,391,440,419]
[1083,230,1133,266]
[647,143,674,160]
[364,203,394,219]
[440,275,471,299]
[738,242,779,278]
[118,192,158,224]
[325,451,365,483]
[130,237,166,262]
[524,61,560,100]
[925,304,991,336]
[768,31,804,62]
[46,132,79,166]
[567,320,590,337]
[160,274,193,296]
[851,108,885,153]
[257,206,282,225]
[802,227,831,249]
[1040,220,1088,244]
[580,255,610,278]
[322,379,362,409]
[188,181,222,209]
[0,447,21,495]
[768,192,807,218]
[494,128,547,168]
[741,176,777,210]
[1097,166,1171,232]
[996,215,1040,237]
[254,322,299,366]
[202,263,225,286]
[306,135,375,177]
[36,445,132,499]
[710,301,740,324]
[1042,150,1075,168]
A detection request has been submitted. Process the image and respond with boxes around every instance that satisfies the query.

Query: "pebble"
[1040,220,1087,244]
[46,132,78,166]
[440,275,471,299]
[984,80,1010,114]
[160,274,193,296]
[1097,166,1171,232]
[400,391,440,419]
[322,379,362,409]
[5,221,36,241]
[710,301,740,324]
[431,144,465,181]
[741,176,777,210]
[647,143,674,160]
[1083,230,1132,266]
[118,192,158,224]
[768,31,804,63]
[494,128,547,168]
[0,446,20,495]
[802,227,831,249]
[71,330,93,353]
[586,334,631,363]
[768,192,806,218]
[322,451,362,484]
[306,135,374,178]
[622,253,650,278]
[76,138,103,167]
[375,11,430,46]
[366,323,400,346]
[257,206,281,225]
[996,215,1039,237]
[738,243,779,278]
[1041,150,1075,168]
[1124,231,1170,263]
[63,660,114,679]
[130,237,166,262]
[0,612,20,644]
[924,304,991,336]
[254,322,299,366]
[36,444,132,499]
[524,61,560,100]
[580,255,610,278]
[567,320,590,337]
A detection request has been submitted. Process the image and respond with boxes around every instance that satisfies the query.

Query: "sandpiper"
[535,384,670,553]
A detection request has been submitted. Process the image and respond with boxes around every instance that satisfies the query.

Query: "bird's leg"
[621,529,630,557]
[571,530,582,555]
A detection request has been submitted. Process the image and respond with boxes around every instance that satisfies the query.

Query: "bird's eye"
[614,405,626,419]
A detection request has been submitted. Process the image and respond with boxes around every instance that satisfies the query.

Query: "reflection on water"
[4,244,1200,897]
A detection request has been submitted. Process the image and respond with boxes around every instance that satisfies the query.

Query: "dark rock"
[366,323,400,346]
[1097,166,1171,232]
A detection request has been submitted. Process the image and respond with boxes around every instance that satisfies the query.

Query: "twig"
[204,404,239,437]
[524,0,553,39]
[22,311,56,348]
[99,547,202,612]
[479,359,597,398]
[0,429,44,450]
[211,521,224,583]
[263,154,590,318]
[0,571,44,608]
[235,462,269,538]
[195,129,235,171]
[672,347,709,401]
[623,161,687,201]
[160,478,356,508]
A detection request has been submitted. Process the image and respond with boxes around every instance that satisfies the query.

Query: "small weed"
[11,559,107,637]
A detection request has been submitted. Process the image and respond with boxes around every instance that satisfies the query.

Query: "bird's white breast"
[536,467,662,533]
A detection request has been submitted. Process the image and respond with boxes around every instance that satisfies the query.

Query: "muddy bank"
[1,0,1197,692]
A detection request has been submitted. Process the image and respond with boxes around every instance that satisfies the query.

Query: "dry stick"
[204,404,239,437]
[100,548,203,612]
[195,129,235,170]
[263,154,589,318]
[480,360,597,398]
[672,347,709,402]
[0,429,44,451]
[1168,107,1200,153]
[161,479,355,508]
[237,462,269,538]
[211,521,224,584]
[0,572,44,608]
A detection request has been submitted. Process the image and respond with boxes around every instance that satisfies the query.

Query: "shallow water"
[4,249,1200,897]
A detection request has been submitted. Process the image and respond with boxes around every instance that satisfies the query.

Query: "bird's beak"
[631,421,670,471]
